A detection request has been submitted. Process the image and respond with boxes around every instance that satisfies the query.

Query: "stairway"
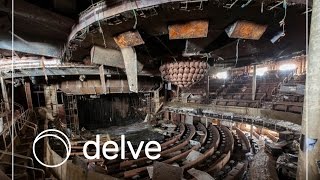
[0,108,44,180]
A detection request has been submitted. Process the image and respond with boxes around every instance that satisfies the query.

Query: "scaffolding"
[63,94,79,135]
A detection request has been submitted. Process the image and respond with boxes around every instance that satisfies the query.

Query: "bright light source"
[256,67,268,76]
[216,71,228,79]
[279,64,296,71]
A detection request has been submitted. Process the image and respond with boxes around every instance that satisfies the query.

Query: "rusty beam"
[0,77,9,111]
[114,31,145,48]
[99,65,107,94]
[24,82,33,109]
[225,21,267,40]
[168,20,209,40]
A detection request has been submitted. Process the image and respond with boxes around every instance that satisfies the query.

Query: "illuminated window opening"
[256,67,268,76]
[215,71,228,79]
[279,64,297,71]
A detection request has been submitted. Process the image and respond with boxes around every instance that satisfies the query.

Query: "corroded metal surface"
[225,21,267,40]
[114,31,144,48]
[168,20,209,40]
[60,79,158,95]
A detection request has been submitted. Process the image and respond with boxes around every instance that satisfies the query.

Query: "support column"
[154,89,160,113]
[0,77,9,111]
[206,118,208,128]
[206,76,210,103]
[252,65,257,101]
[99,65,107,94]
[44,85,58,117]
[24,82,33,109]
[250,121,253,139]
[297,1,320,179]
[120,47,138,93]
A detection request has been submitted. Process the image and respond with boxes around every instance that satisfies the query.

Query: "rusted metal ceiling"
[0,0,311,74]
[61,0,309,70]
[113,31,145,48]
[168,20,209,40]
[225,21,268,40]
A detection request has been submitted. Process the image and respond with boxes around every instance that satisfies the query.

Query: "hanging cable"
[241,0,253,8]
[132,10,138,29]
[131,0,139,29]
[224,0,240,9]
[279,0,287,36]
[235,39,240,67]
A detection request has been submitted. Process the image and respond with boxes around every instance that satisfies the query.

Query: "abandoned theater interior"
[0,0,319,179]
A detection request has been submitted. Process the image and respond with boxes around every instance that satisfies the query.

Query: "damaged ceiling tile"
[225,20,267,40]
[168,20,209,40]
[114,31,145,48]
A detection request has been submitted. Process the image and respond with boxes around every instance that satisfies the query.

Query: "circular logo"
[32,129,71,168]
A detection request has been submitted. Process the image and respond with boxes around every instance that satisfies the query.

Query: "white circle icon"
[32,129,71,168]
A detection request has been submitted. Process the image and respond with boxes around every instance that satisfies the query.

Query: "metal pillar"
[207,76,210,103]
[153,89,161,113]
[24,82,33,109]
[99,65,107,94]
[0,77,10,111]
[252,65,257,101]
[250,121,253,139]
[44,85,58,117]
[297,1,320,179]
[206,117,208,128]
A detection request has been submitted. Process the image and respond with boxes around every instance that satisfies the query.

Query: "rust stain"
[114,31,145,48]
[168,20,209,40]
[226,21,267,40]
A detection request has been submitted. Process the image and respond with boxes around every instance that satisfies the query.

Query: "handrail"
[0,102,24,115]
[258,93,267,106]
[0,109,37,152]
[0,105,39,179]
[0,150,34,167]
[0,150,35,179]
[0,162,45,179]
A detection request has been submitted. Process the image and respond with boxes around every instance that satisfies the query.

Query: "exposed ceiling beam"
[0,0,74,35]
[0,33,62,57]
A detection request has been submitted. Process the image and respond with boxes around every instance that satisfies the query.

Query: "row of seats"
[69,122,250,179]
[210,71,305,114]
